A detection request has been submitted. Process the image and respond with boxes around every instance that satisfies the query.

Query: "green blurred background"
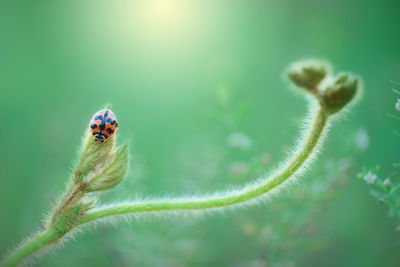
[1,0,400,266]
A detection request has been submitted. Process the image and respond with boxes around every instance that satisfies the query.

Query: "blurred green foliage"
[358,84,400,235]
[359,164,400,231]
[1,0,400,266]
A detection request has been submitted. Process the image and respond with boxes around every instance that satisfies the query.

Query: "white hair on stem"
[1,59,361,267]
[76,100,330,226]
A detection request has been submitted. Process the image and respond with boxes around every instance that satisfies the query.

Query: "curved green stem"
[77,107,328,225]
[1,106,328,267]
[1,227,59,267]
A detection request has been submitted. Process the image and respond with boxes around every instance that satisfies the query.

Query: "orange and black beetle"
[89,109,118,143]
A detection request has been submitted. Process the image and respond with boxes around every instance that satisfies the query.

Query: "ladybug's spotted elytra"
[89,109,119,143]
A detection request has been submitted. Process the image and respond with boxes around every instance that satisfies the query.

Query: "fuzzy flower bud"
[74,130,115,181]
[321,73,359,115]
[47,109,127,229]
[287,60,329,92]
[84,142,130,192]
[53,200,94,232]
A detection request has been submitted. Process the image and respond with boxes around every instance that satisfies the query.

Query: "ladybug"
[89,109,119,143]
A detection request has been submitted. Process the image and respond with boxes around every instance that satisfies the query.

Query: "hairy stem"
[1,106,328,267]
[78,107,328,224]
[1,59,361,267]
[1,228,59,267]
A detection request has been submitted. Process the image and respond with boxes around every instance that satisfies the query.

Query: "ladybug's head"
[93,132,107,143]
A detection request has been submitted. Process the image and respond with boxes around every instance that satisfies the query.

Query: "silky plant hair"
[1,59,362,267]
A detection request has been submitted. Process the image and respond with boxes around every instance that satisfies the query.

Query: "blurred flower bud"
[287,60,329,92]
[227,132,252,149]
[395,98,400,111]
[383,178,391,187]
[228,161,249,177]
[260,153,271,166]
[363,171,377,184]
[354,128,370,151]
[321,73,359,115]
